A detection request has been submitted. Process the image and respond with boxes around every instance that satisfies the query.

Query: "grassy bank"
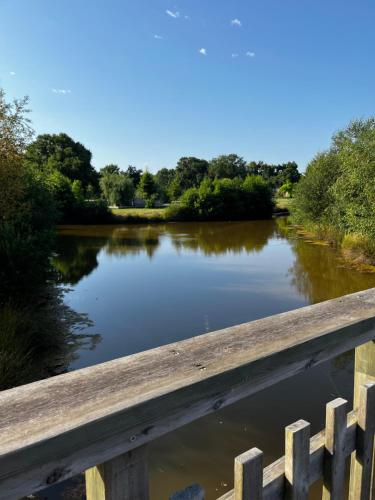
[274,197,292,214]
[111,202,286,224]
[111,207,167,223]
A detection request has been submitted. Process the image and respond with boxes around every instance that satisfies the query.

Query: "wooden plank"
[350,341,375,499]
[285,420,310,499]
[322,398,348,499]
[234,448,263,500]
[218,411,359,500]
[1,289,375,499]
[349,382,375,500]
[85,445,148,500]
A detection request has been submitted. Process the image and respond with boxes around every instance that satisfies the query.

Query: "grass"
[274,197,293,211]
[111,207,167,223]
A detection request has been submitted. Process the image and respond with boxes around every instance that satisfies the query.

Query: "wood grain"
[85,445,148,500]
[234,448,263,500]
[322,398,348,499]
[349,382,375,500]
[285,420,310,499]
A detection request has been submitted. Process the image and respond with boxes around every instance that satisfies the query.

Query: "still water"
[52,218,375,499]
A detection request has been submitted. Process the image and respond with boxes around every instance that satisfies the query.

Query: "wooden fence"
[0,288,375,499]
[215,382,375,500]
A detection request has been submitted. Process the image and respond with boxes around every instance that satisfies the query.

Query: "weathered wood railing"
[1,289,375,499]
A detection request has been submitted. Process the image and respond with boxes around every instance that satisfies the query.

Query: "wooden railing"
[0,288,375,499]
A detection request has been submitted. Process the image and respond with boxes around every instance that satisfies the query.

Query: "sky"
[1,0,374,172]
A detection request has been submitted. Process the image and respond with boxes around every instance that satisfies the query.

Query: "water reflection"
[55,221,375,301]
[55,221,278,285]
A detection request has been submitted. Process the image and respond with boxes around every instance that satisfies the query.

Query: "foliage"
[169,157,208,199]
[292,118,375,262]
[292,152,340,224]
[138,171,157,205]
[125,165,142,187]
[99,170,135,207]
[208,154,247,180]
[154,167,175,202]
[25,133,99,194]
[278,181,294,198]
[248,161,300,188]
[166,175,273,221]
[100,164,120,175]
[0,89,100,389]
[0,90,56,290]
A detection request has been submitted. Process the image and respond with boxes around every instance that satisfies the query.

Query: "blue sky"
[1,0,374,172]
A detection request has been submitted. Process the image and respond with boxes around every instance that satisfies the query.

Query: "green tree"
[170,157,209,199]
[100,164,120,176]
[209,154,247,180]
[154,167,175,202]
[0,90,56,289]
[126,165,142,188]
[138,171,157,206]
[248,161,300,188]
[292,152,341,225]
[99,171,135,206]
[25,133,99,194]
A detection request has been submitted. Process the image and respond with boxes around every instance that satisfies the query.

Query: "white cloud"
[199,48,207,56]
[166,9,180,18]
[52,88,71,94]
[231,53,239,58]
[10,71,16,76]
[231,18,242,27]
[246,51,255,58]
[154,34,163,39]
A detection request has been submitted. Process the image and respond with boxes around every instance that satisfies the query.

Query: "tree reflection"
[283,221,375,304]
[54,221,278,286]
[0,281,101,391]
[168,220,276,255]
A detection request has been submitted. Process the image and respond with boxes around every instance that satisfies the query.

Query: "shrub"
[166,176,273,221]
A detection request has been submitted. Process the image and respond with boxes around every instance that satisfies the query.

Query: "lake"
[51,218,375,499]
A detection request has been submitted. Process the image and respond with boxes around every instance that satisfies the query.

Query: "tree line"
[23,131,300,221]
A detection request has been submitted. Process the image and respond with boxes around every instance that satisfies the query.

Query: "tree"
[248,161,300,188]
[170,157,209,199]
[126,165,142,188]
[278,181,294,198]
[0,89,56,289]
[100,164,120,176]
[292,151,340,224]
[154,167,175,202]
[276,162,300,185]
[208,154,247,180]
[25,133,99,194]
[138,171,157,207]
[99,171,135,206]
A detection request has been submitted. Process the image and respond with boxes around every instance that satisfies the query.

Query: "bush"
[166,176,273,221]
[291,117,375,262]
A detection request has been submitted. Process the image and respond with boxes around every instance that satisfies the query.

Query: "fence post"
[349,341,375,499]
[85,445,149,500]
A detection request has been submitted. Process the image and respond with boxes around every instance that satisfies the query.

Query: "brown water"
[50,218,375,499]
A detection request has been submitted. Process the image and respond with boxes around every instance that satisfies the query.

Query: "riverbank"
[289,222,375,273]
[110,198,290,224]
